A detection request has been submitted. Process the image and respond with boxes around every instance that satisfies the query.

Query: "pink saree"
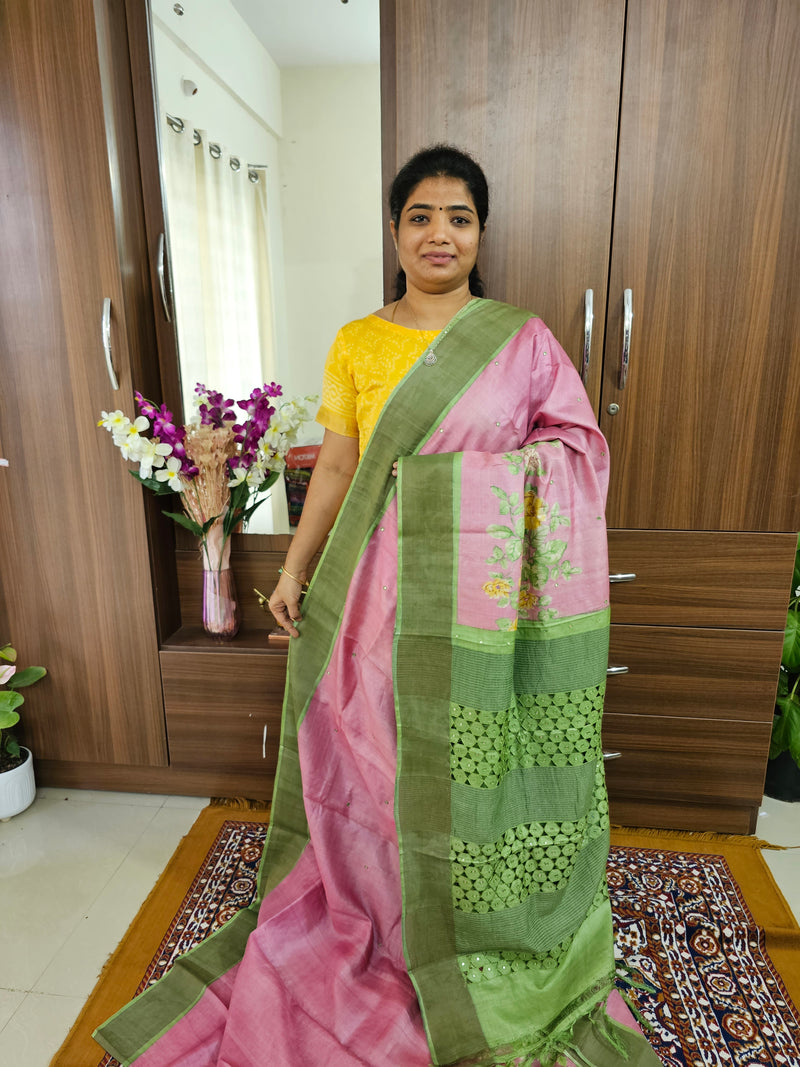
[96,301,660,1066]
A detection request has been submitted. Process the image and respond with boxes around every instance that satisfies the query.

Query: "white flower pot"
[0,747,36,820]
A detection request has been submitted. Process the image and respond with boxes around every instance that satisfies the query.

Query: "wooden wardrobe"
[381,0,800,832]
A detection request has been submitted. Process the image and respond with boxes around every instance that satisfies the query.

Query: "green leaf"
[486,546,505,565]
[129,469,178,496]
[782,611,800,671]
[777,667,790,697]
[163,510,204,536]
[0,645,16,663]
[771,694,800,760]
[505,539,523,562]
[238,500,269,531]
[540,540,568,564]
[5,736,20,759]
[496,618,513,631]
[487,524,514,540]
[0,700,22,728]
[6,666,46,689]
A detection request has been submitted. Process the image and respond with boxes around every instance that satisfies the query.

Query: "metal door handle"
[157,233,172,322]
[619,288,633,389]
[609,573,636,583]
[606,665,629,675]
[603,751,622,761]
[582,289,593,383]
[101,298,119,390]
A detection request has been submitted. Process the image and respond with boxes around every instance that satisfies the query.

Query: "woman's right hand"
[268,570,305,638]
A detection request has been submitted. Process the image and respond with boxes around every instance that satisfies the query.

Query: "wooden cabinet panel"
[382,0,626,403]
[607,797,757,837]
[0,0,166,765]
[606,625,783,722]
[161,651,285,778]
[602,714,772,809]
[601,0,800,531]
[608,530,796,629]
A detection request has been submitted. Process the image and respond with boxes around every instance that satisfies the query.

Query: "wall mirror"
[145,0,383,532]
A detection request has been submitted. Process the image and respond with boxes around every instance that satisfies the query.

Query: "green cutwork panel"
[456,881,609,984]
[450,685,605,787]
[450,766,609,914]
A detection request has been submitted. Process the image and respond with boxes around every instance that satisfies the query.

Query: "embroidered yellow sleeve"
[316,329,359,440]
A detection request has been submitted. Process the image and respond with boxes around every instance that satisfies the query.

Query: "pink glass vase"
[201,521,240,639]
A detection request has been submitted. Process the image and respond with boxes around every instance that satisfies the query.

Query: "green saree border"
[94,903,259,1064]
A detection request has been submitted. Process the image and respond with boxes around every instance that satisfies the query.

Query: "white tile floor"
[0,788,208,1066]
[0,789,798,1067]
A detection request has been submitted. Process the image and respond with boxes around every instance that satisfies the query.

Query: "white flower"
[155,457,187,492]
[0,664,16,686]
[118,416,151,460]
[98,410,130,436]
[258,425,283,453]
[137,437,172,479]
[228,465,248,488]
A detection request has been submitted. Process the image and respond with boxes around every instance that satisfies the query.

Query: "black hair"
[388,144,489,299]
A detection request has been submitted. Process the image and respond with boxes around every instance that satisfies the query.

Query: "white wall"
[151,0,289,392]
[279,65,383,409]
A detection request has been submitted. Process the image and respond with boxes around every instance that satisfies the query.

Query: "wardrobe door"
[381,0,626,406]
[0,0,166,764]
[601,0,800,532]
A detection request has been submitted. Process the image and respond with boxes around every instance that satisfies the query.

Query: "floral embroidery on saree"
[484,445,581,630]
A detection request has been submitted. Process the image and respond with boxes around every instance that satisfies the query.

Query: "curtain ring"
[248,169,259,183]
[209,143,222,160]
[229,157,241,172]
[193,129,201,145]
[166,114,185,134]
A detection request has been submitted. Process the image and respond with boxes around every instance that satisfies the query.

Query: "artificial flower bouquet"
[99,383,315,636]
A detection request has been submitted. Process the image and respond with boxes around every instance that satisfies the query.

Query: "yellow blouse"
[316,314,440,454]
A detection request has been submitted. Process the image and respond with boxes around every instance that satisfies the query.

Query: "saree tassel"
[614,986,655,1034]
[615,959,658,995]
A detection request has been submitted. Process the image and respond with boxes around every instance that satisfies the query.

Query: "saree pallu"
[96,300,660,1066]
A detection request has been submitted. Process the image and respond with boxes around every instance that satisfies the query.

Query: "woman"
[96,147,660,1066]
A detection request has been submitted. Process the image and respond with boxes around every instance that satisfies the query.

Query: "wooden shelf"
[161,625,289,653]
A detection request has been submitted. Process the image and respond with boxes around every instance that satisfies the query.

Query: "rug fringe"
[611,825,787,850]
[209,797,272,812]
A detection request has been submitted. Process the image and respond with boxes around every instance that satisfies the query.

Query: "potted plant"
[764,537,800,802]
[0,643,46,819]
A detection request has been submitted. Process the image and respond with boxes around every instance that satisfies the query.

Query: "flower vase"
[201,522,240,639]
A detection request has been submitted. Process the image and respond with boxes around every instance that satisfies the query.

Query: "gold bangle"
[279,566,308,588]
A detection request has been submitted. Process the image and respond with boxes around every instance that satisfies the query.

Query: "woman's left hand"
[268,571,305,638]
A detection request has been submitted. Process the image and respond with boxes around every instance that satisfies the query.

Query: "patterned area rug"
[607,844,800,1065]
[54,811,800,1066]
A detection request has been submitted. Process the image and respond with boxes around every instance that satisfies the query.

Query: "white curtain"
[160,117,275,419]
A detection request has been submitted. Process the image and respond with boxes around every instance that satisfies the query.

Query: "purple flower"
[134,391,159,421]
[195,383,236,428]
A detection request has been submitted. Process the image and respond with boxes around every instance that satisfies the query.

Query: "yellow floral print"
[517,588,538,611]
[482,577,512,600]
[524,491,546,532]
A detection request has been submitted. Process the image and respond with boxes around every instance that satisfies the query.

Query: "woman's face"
[390,176,482,295]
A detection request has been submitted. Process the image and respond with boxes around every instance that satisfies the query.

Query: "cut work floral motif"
[482,445,581,628]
